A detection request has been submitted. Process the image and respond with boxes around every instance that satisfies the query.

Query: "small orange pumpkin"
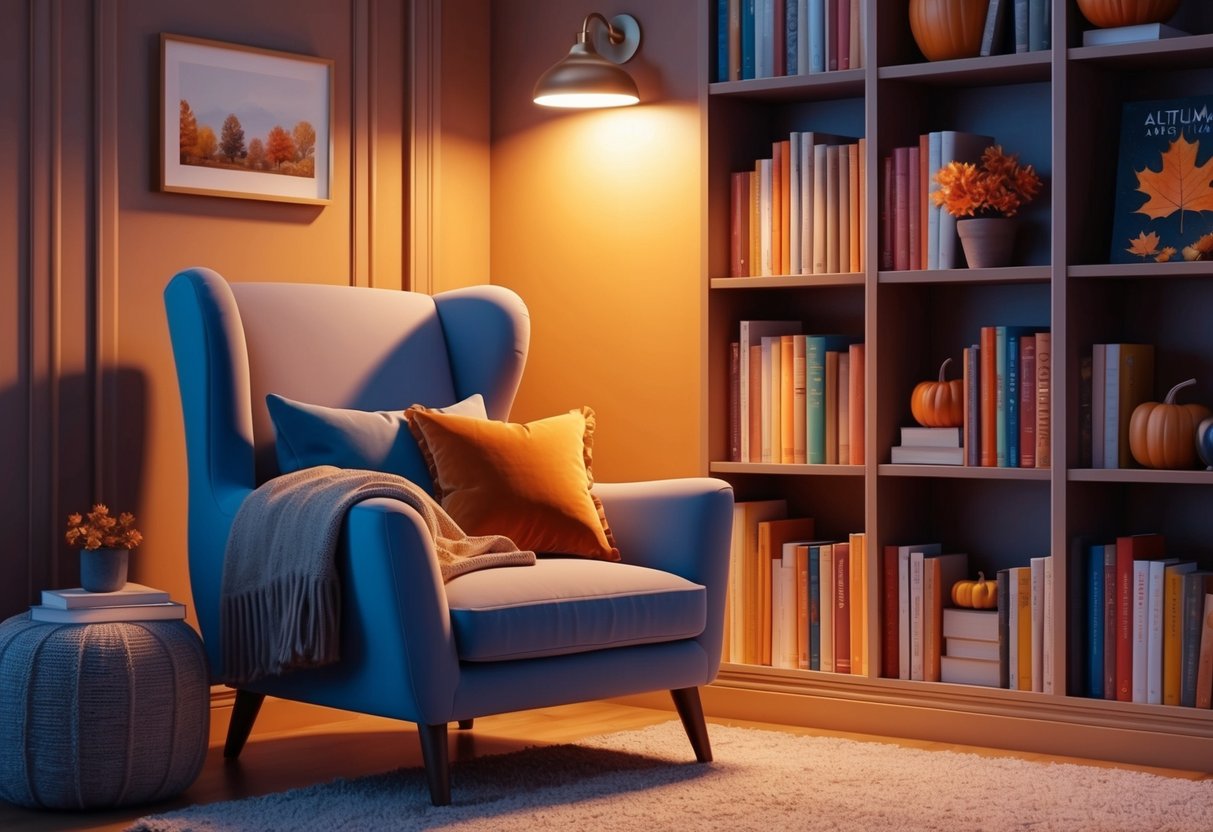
[1075,0,1180,29]
[911,357,964,428]
[1128,378,1212,470]
[909,0,987,62]
[952,572,998,609]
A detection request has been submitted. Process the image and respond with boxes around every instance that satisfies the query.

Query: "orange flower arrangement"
[932,145,1042,218]
[65,504,144,550]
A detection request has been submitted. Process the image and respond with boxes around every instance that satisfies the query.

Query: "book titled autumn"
[1109,95,1213,264]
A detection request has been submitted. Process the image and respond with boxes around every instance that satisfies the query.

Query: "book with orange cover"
[838,351,851,464]
[838,145,851,276]
[826,145,841,273]
[924,553,970,682]
[857,137,866,273]
[1163,561,1198,705]
[779,138,791,274]
[1035,331,1051,468]
[1014,565,1033,690]
[796,543,811,669]
[759,158,773,276]
[736,500,790,665]
[980,325,997,466]
[793,335,808,463]
[833,540,851,673]
[848,342,865,465]
[1116,533,1165,701]
[780,334,797,463]
[772,141,784,276]
[849,140,861,272]
[749,169,760,278]
[757,517,816,665]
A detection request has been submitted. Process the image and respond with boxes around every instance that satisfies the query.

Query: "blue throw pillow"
[265,392,487,491]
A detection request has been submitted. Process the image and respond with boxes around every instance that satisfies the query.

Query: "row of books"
[880,130,993,272]
[715,0,864,83]
[722,499,869,674]
[1075,534,1213,708]
[1078,343,1154,469]
[964,327,1052,468]
[729,133,866,278]
[880,547,1056,692]
[981,0,1051,57]
[729,321,865,465]
[29,582,186,623]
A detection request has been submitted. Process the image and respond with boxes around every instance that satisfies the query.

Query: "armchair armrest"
[336,497,461,722]
[593,478,733,680]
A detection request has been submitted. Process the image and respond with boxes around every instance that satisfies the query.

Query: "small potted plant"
[65,504,144,592]
[932,145,1043,268]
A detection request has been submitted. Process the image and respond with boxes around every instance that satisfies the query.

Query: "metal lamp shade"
[532,43,639,108]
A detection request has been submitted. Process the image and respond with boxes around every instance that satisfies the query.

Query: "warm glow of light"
[533,92,640,109]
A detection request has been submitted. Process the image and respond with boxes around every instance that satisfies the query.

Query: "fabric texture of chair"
[163,268,733,805]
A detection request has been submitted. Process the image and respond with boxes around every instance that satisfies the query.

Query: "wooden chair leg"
[224,689,266,759]
[417,723,451,806]
[457,718,474,730]
[670,687,712,763]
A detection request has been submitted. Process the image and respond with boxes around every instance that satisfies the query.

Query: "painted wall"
[489,1,706,483]
[1,0,412,619]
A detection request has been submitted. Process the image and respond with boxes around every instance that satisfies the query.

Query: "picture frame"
[160,33,333,204]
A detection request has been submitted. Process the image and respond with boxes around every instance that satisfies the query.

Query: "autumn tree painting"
[177,98,317,179]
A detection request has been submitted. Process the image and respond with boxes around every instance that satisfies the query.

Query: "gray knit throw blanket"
[220,465,535,684]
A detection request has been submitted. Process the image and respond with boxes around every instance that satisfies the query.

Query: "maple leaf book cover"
[1109,95,1213,264]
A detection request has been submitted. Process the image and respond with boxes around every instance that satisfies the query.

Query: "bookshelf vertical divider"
[700,0,1213,771]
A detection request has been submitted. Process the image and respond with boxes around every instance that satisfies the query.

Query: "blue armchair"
[163,268,733,805]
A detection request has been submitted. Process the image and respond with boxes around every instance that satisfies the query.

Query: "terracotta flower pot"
[909,0,989,62]
[956,217,1017,268]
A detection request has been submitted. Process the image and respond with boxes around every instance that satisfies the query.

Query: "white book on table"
[41,582,170,609]
[30,601,186,624]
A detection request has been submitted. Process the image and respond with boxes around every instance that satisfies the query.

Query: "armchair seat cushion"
[444,559,706,662]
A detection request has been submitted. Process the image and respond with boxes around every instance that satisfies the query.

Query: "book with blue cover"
[1109,95,1213,264]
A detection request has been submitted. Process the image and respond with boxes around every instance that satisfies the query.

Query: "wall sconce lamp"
[532,13,642,109]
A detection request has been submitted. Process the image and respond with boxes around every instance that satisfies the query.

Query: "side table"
[0,612,210,810]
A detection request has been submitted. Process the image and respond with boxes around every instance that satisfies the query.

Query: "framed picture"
[160,34,333,204]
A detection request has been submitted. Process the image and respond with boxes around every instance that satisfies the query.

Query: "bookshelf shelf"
[878,464,1051,481]
[710,462,864,477]
[878,265,1051,285]
[701,1,1213,771]
[711,273,865,289]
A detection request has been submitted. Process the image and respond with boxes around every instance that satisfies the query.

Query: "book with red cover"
[730,171,750,277]
[780,334,797,463]
[1019,334,1037,468]
[774,0,787,76]
[880,544,900,678]
[892,146,910,271]
[832,540,851,673]
[880,154,893,270]
[1116,533,1165,701]
[837,0,850,70]
[980,326,997,466]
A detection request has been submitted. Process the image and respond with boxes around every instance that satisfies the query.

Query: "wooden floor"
[3,697,1210,832]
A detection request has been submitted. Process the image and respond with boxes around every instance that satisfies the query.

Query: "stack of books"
[940,608,1001,687]
[890,426,964,465]
[30,583,186,623]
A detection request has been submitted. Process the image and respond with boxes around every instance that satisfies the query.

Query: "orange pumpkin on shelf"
[1128,378,1212,470]
[952,572,998,609]
[909,0,988,62]
[1075,0,1180,29]
[911,358,964,428]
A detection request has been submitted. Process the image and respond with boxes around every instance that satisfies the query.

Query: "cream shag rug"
[130,720,1213,832]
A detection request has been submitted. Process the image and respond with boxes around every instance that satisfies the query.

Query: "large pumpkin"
[1075,0,1180,29]
[911,357,964,428]
[909,0,988,62]
[1128,379,1212,470]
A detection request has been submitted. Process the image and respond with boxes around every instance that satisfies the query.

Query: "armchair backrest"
[164,267,529,652]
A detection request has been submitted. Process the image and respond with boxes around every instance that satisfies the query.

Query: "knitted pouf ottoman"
[0,612,210,809]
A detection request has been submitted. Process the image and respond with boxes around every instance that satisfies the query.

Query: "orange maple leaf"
[1134,135,1213,233]
[1125,230,1160,257]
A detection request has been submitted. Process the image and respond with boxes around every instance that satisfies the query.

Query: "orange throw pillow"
[404,405,619,561]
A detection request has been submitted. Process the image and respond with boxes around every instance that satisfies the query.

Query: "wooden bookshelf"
[700,1,1213,771]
